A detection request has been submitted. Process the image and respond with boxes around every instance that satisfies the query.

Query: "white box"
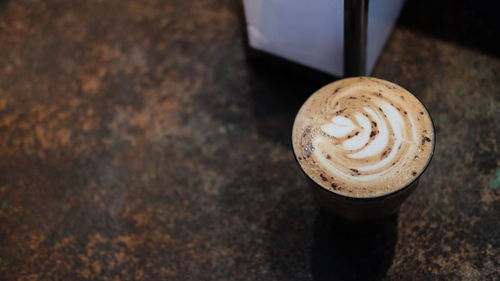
[243,0,406,76]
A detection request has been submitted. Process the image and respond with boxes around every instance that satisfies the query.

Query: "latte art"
[315,89,414,181]
[292,77,434,197]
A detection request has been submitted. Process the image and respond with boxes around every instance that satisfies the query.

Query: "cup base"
[306,176,419,222]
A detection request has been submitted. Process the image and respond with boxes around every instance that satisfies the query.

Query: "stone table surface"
[0,0,498,280]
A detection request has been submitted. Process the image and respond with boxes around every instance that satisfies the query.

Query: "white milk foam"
[292,77,434,198]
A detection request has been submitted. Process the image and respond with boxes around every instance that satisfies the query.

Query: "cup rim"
[291,77,436,201]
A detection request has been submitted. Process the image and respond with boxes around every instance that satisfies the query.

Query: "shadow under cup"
[295,146,434,222]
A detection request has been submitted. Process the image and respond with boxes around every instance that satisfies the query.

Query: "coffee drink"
[292,77,434,201]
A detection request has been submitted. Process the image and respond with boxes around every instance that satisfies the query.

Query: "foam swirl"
[292,77,434,197]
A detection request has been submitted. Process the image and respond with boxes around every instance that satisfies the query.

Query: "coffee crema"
[292,77,434,198]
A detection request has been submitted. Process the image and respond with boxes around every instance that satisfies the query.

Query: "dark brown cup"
[293,110,435,222]
[305,174,419,221]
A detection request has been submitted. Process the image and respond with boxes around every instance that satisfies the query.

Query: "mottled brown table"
[0,0,498,280]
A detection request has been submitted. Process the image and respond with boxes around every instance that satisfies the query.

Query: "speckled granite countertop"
[0,0,498,280]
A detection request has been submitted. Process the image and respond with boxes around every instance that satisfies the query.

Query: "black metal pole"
[344,0,369,77]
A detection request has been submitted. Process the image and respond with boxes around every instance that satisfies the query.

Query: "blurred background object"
[243,0,405,76]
